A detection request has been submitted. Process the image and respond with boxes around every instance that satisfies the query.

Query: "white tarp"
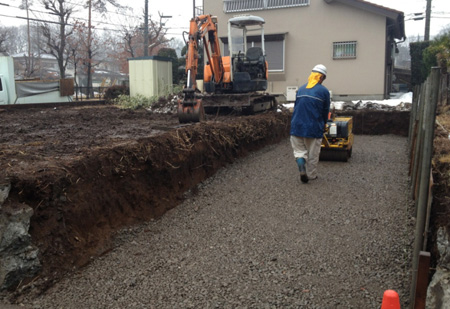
[15,81,59,98]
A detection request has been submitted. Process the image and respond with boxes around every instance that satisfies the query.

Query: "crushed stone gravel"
[15,135,413,308]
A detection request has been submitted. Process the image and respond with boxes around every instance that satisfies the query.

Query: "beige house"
[203,0,405,100]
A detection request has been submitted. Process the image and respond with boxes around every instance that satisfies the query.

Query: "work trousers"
[290,135,322,179]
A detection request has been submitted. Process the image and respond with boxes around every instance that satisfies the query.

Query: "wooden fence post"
[410,67,440,307]
[411,82,427,201]
[413,251,431,309]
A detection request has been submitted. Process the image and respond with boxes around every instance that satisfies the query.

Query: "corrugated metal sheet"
[129,57,173,98]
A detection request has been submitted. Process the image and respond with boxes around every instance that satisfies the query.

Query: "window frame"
[333,41,357,60]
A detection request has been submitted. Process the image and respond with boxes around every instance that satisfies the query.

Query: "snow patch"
[284,92,413,111]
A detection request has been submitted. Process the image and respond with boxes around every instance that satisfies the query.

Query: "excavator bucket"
[177,96,205,123]
[178,86,205,123]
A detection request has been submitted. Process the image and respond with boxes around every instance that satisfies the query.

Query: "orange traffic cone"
[381,290,401,309]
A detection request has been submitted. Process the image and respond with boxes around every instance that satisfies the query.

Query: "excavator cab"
[203,15,268,94]
[227,15,268,93]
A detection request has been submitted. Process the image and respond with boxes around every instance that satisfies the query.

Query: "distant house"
[78,59,129,88]
[12,53,128,87]
[203,0,406,100]
[12,53,63,80]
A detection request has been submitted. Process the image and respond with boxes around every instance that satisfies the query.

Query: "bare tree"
[120,12,170,58]
[19,0,34,63]
[67,21,105,95]
[147,13,171,55]
[82,0,124,97]
[0,25,39,79]
[90,0,123,12]
[40,0,75,78]
[122,26,141,58]
[0,27,11,53]
[17,0,40,79]
[0,25,28,55]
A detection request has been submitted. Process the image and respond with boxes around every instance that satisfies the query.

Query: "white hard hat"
[312,64,327,76]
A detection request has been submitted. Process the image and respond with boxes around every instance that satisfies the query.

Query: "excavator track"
[204,93,277,112]
[178,93,278,123]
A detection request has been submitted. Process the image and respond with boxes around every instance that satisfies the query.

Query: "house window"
[333,41,357,59]
[223,0,309,13]
[265,39,284,72]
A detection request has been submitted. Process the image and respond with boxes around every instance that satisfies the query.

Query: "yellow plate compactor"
[320,115,354,162]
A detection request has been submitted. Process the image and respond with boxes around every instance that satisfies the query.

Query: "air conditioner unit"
[286,86,298,102]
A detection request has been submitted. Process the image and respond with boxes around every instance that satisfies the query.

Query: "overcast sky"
[0,0,449,41]
[366,0,449,38]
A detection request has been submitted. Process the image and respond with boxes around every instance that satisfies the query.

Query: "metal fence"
[72,86,112,101]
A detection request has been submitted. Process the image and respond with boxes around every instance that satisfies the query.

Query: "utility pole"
[144,0,149,56]
[424,0,432,41]
[193,0,195,18]
[25,0,31,77]
[87,0,93,98]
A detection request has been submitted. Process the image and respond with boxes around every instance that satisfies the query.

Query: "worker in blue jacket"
[290,64,330,183]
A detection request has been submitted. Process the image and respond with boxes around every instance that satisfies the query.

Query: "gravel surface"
[17,135,413,308]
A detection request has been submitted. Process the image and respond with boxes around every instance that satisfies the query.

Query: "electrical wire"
[0,13,66,25]
[0,1,188,33]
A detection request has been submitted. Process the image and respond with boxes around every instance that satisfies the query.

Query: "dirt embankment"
[0,105,411,301]
[336,110,410,136]
[429,111,450,265]
[0,105,290,293]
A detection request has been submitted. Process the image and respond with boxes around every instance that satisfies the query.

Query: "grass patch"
[113,85,183,110]
[114,94,158,109]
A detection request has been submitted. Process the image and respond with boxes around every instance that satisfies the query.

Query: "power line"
[0,1,139,27]
[0,13,65,25]
[0,12,187,37]
[0,2,187,32]
[0,10,186,32]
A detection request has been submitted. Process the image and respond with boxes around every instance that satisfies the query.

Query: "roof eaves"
[324,0,406,40]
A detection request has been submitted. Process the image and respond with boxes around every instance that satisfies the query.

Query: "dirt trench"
[0,106,290,293]
[0,106,410,297]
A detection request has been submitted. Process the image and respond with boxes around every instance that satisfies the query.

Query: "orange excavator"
[178,14,278,123]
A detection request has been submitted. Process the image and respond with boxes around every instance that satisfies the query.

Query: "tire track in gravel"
[21,135,413,309]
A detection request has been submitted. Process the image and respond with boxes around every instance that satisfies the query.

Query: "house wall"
[204,0,388,100]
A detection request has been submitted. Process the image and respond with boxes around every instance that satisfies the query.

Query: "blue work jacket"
[290,83,331,139]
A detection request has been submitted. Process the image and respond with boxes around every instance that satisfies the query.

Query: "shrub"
[410,41,430,86]
[423,30,450,74]
[104,85,130,103]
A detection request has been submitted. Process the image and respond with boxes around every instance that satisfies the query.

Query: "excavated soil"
[0,105,290,291]
[430,110,450,265]
[0,105,413,307]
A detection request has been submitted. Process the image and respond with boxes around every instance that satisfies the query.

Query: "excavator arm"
[178,15,224,123]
